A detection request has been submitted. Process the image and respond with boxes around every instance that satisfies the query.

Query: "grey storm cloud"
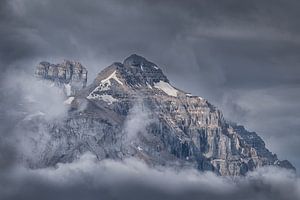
[0,0,300,199]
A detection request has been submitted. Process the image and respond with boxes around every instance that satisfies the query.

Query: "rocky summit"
[25,54,294,176]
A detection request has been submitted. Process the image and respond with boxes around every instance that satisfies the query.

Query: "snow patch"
[101,70,123,85]
[64,97,74,105]
[90,81,111,96]
[87,94,118,105]
[137,146,143,151]
[154,81,178,97]
[87,70,123,99]
[64,84,72,96]
[146,82,153,89]
[100,94,118,105]
[88,80,111,98]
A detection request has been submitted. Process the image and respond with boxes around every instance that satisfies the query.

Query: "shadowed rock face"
[35,60,87,96]
[26,54,295,176]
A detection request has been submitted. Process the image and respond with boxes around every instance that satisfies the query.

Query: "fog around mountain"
[0,0,300,199]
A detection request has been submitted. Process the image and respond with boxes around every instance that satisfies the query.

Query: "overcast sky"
[0,0,299,172]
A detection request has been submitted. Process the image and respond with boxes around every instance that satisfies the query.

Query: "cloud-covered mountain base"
[0,152,299,200]
[0,69,299,200]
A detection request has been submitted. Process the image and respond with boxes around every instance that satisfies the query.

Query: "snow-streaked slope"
[101,70,123,85]
[154,81,178,97]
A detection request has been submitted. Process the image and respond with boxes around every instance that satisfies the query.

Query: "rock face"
[25,54,294,175]
[35,60,87,96]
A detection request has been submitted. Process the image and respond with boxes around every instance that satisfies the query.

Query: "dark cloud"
[0,0,300,198]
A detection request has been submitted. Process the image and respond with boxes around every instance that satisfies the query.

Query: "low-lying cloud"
[0,152,299,200]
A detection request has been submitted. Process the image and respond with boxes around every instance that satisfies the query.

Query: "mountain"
[26,54,294,176]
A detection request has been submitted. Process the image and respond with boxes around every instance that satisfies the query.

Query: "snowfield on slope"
[154,81,178,97]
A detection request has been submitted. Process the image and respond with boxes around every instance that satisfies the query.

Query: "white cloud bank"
[0,152,299,200]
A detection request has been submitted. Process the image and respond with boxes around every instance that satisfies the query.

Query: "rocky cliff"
[35,60,87,96]
[22,54,294,176]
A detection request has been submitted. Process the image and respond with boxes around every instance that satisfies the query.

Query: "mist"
[0,70,68,169]
[123,100,155,142]
[0,152,299,200]
[0,0,300,199]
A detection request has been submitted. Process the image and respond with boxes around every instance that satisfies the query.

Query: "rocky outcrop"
[28,54,295,176]
[35,60,87,96]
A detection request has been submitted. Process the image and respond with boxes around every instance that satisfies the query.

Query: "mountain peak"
[122,54,164,76]
[95,54,169,87]
[123,54,155,68]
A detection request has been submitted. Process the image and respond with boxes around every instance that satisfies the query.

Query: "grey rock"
[35,60,87,96]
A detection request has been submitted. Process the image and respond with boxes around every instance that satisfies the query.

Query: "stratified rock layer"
[26,54,294,176]
[35,60,87,96]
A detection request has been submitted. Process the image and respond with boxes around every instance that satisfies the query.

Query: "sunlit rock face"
[35,60,87,96]
[25,54,295,176]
